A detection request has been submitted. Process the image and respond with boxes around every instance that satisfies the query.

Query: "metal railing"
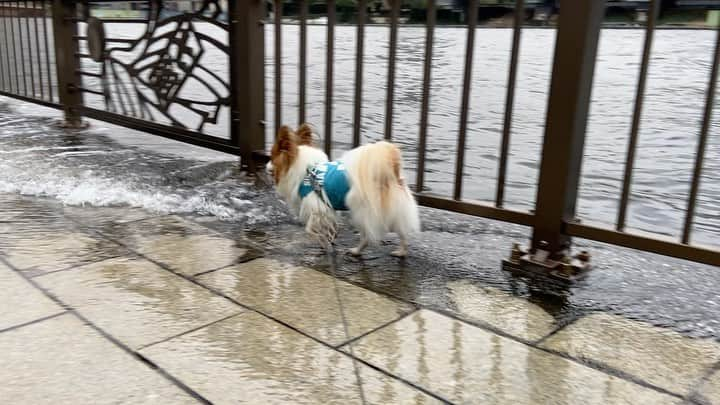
[0,0,718,267]
[0,1,57,108]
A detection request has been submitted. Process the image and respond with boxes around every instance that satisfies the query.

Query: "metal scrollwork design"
[88,0,230,134]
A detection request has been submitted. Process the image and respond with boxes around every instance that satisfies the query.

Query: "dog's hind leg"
[349,232,368,256]
[391,234,408,257]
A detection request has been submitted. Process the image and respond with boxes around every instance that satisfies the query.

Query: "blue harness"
[298,161,350,210]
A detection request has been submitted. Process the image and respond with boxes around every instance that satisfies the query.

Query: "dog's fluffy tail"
[344,141,420,243]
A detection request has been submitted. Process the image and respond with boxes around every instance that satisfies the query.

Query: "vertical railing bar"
[352,0,366,147]
[41,0,52,101]
[229,0,265,172]
[531,0,605,257]
[24,0,36,98]
[453,0,478,201]
[16,1,29,95]
[383,0,399,141]
[298,0,307,125]
[273,0,282,135]
[617,0,660,231]
[682,26,720,245]
[32,0,44,99]
[9,2,21,95]
[3,2,13,93]
[0,3,8,91]
[52,0,83,126]
[495,0,524,208]
[324,0,335,157]
[415,0,435,193]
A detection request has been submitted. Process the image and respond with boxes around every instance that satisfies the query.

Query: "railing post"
[229,0,266,172]
[531,0,605,259]
[51,0,82,127]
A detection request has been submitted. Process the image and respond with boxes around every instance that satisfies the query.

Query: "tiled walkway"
[1,193,719,404]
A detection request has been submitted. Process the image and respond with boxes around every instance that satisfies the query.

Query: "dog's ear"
[276,125,297,152]
[296,123,314,146]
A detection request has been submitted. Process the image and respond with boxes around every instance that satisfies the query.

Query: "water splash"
[0,100,290,225]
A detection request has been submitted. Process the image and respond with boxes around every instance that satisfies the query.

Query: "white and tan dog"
[266,124,420,257]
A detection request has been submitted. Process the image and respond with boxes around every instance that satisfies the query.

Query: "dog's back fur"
[343,141,420,243]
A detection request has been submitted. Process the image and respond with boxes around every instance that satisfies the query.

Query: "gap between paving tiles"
[189,252,266,278]
[0,255,212,405]
[533,316,585,346]
[0,311,68,335]
[335,309,419,349]
[687,359,720,403]
[135,312,246,351]
[26,254,130,278]
[539,344,689,401]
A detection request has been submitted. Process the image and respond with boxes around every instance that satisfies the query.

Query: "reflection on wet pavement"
[446,280,557,342]
[541,313,720,395]
[197,258,415,346]
[1,193,718,404]
[140,312,441,405]
[35,256,243,349]
[0,230,128,277]
[99,216,255,276]
[345,310,679,405]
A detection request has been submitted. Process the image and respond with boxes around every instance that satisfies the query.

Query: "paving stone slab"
[541,312,720,395]
[0,313,197,404]
[347,309,679,405]
[105,216,250,275]
[0,262,64,330]
[104,215,214,242]
[446,280,557,341]
[0,193,68,226]
[62,205,157,228]
[140,311,441,405]
[137,233,249,276]
[35,256,243,349]
[0,230,128,276]
[197,258,415,346]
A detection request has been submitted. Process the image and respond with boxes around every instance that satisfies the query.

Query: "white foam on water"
[0,103,284,225]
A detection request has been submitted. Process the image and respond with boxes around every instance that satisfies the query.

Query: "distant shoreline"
[269,21,719,31]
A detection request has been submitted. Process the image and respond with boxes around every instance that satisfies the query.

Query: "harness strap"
[307,165,334,209]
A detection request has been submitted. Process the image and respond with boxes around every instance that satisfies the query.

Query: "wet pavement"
[1,192,720,404]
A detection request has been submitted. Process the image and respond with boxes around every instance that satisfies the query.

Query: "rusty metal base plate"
[56,120,90,130]
[502,257,592,283]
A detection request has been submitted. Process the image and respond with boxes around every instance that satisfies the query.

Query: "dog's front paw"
[348,247,363,257]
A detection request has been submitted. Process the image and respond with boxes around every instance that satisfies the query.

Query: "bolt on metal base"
[502,242,592,283]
